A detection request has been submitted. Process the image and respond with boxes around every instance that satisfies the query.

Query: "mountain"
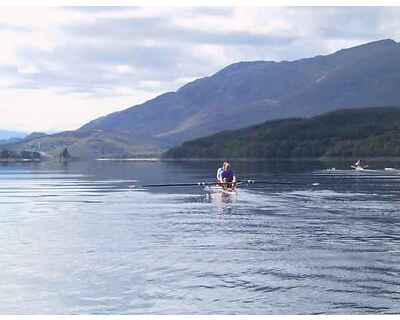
[0,130,27,145]
[164,107,400,159]
[81,39,400,144]
[24,132,48,140]
[0,138,23,145]
[8,39,400,158]
[0,130,26,140]
[4,129,161,158]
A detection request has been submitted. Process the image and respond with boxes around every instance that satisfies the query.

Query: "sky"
[1,6,400,132]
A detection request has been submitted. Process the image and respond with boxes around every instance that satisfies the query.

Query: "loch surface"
[0,160,399,314]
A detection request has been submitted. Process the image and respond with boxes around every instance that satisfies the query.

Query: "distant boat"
[351,165,366,171]
[351,160,368,171]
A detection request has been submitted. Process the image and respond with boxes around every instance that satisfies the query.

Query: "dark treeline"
[165,107,400,159]
[0,149,41,160]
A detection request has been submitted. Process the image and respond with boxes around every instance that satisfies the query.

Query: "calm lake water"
[1,160,399,314]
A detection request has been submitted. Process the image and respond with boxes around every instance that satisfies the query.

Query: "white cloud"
[173,7,297,37]
[17,64,40,75]
[0,6,399,132]
[0,87,154,132]
[114,64,134,74]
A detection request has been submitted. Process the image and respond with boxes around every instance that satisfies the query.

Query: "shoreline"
[0,158,41,163]
[4,157,400,163]
[158,157,400,162]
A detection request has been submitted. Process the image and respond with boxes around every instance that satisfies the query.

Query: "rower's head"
[223,161,231,171]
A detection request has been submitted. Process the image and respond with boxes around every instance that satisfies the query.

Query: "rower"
[352,159,368,170]
[217,161,236,190]
[216,161,227,182]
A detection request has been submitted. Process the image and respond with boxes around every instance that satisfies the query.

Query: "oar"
[239,180,297,185]
[141,180,316,188]
[240,180,321,187]
[142,181,215,187]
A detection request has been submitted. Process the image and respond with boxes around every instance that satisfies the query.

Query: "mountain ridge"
[7,38,400,158]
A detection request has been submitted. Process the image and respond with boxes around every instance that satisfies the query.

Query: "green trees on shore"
[165,107,400,159]
[0,149,41,161]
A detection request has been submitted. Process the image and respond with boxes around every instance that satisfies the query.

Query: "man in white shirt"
[216,161,227,182]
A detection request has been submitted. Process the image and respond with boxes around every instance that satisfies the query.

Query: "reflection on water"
[0,160,400,314]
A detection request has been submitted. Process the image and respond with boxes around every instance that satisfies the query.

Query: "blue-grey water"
[1,160,399,314]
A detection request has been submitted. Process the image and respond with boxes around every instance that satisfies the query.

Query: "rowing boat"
[351,165,367,171]
[204,185,237,195]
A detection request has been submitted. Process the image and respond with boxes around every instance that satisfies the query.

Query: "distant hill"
[0,137,23,145]
[164,107,400,159]
[24,132,48,141]
[5,129,162,159]
[0,130,26,140]
[0,130,27,145]
[8,39,400,158]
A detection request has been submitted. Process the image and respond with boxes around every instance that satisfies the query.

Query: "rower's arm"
[216,169,222,182]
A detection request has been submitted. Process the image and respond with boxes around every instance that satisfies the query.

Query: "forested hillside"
[165,107,400,159]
